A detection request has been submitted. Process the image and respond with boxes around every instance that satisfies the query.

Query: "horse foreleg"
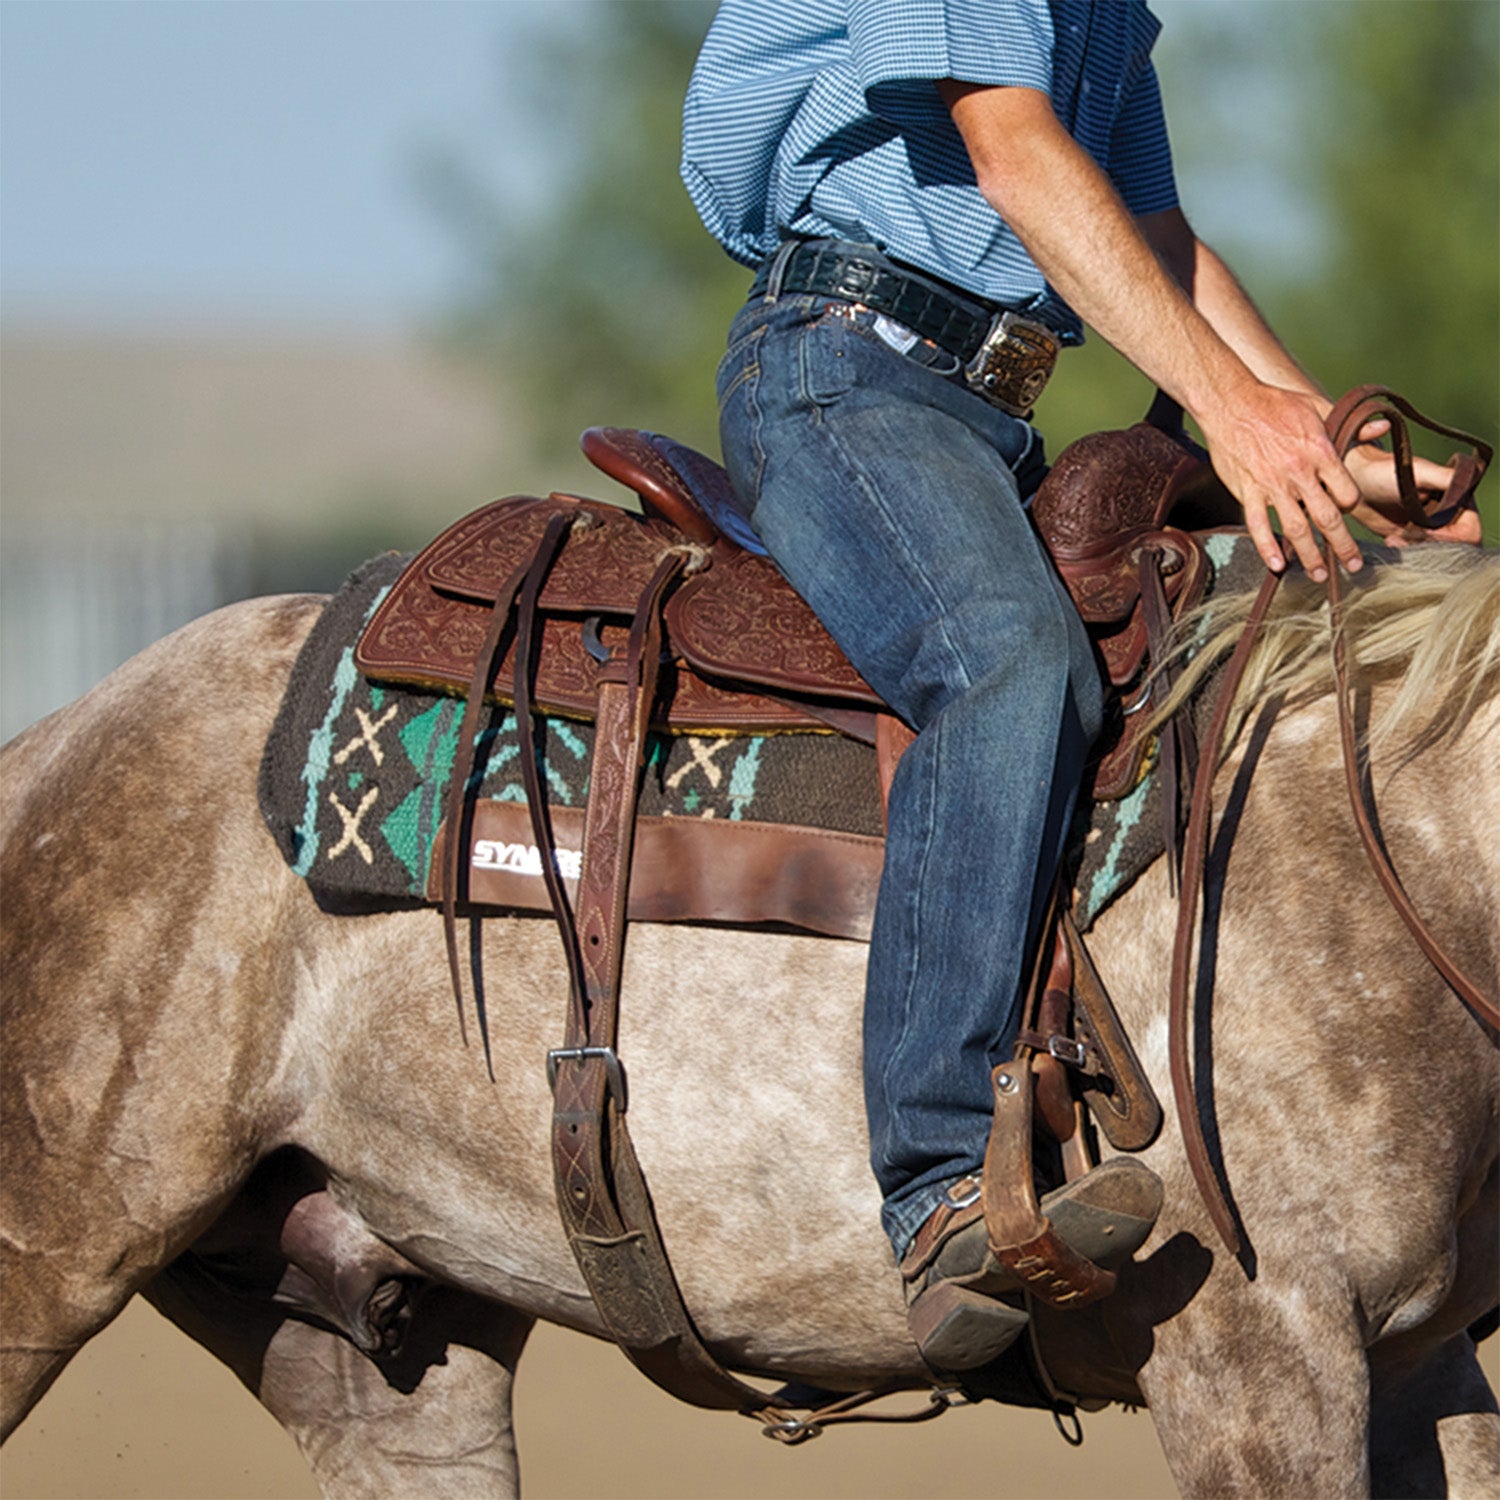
[1138,1275,1372,1497]
[1368,1333,1500,1499]
[147,1263,533,1499]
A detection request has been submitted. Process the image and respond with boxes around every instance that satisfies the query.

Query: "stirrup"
[982,1062,1161,1307]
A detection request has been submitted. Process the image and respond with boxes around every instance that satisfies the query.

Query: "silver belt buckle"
[965,311,1059,417]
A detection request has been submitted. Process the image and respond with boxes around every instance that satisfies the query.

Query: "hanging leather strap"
[1138,537,1199,893]
[1168,564,1280,1257]
[1170,388,1496,1257]
[516,543,793,1417]
[442,508,577,1063]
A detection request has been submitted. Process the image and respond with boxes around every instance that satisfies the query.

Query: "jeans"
[715,278,1105,1257]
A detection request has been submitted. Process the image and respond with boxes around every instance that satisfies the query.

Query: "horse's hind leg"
[147,1264,533,1499]
[0,1035,267,1438]
[1369,1334,1500,1499]
[0,598,323,1436]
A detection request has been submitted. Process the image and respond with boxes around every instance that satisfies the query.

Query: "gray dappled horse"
[1,545,1497,1498]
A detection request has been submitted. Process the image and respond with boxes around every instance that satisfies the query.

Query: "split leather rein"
[1171,385,1498,1258]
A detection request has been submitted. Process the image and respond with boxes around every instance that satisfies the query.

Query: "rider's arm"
[941,82,1475,569]
[1137,208,1479,546]
[940,79,1354,579]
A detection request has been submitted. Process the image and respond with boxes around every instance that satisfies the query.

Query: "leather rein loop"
[1170,387,1496,1258]
[1325,383,1493,531]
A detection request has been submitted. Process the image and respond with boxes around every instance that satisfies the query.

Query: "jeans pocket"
[799,313,858,405]
[716,324,765,411]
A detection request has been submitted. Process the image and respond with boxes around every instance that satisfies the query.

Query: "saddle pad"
[259,535,1263,935]
[259,554,884,931]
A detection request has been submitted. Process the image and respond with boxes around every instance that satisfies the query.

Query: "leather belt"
[750,240,1060,417]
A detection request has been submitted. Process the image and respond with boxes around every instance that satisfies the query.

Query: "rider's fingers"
[1315,450,1362,513]
[1241,494,1286,573]
[1302,486,1363,573]
[1411,453,1458,494]
[1273,499,1329,581]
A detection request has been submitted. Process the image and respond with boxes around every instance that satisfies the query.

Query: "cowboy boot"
[900,1157,1163,1372]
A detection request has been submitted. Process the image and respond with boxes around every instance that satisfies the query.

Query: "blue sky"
[1,0,1298,333]
[0,0,565,329]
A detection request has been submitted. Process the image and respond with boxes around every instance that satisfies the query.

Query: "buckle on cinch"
[965,311,1059,417]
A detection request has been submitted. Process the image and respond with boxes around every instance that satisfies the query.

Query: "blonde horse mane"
[1151,545,1500,766]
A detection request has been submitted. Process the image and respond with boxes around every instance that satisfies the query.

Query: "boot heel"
[906,1281,1028,1371]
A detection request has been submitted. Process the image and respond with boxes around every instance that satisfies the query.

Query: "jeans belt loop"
[763,239,799,305]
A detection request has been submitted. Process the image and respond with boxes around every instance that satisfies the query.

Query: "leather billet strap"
[516,543,794,1417]
[1170,388,1496,1258]
[1136,536,1200,891]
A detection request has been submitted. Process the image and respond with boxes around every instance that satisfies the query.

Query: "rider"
[681,0,1473,1371]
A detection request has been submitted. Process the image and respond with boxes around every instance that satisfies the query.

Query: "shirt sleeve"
[847,0,1056,127]
[1107,59,1179,216]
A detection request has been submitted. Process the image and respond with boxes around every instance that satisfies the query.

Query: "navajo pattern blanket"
[259,554,883,908]
[259,533,1261,932]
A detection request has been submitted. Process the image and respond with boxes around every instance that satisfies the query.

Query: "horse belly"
[281,910,923,1385]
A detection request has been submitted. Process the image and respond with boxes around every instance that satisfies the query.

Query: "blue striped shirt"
[682,0,1178,342]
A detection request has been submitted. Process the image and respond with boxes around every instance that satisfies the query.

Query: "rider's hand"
[1195,382,1363,583]
[1342,439,1484,547]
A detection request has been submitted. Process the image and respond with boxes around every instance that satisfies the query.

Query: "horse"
[1,539,1496,1499]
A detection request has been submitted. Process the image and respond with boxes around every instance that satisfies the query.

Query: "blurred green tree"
[1042,1,1498,540]
[1279,0,1498,455]
[426,1,741,496]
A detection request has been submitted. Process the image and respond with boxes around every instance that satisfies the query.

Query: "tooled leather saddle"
[358,400,1235,799]
[350,405,1231,1428]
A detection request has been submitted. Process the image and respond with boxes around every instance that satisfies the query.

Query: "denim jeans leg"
[718,298,1104,1257]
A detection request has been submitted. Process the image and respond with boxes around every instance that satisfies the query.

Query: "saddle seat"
[580,417,1238,794]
